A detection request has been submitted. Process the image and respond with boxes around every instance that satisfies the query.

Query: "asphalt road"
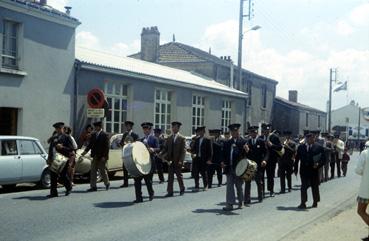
[0,152,361,241]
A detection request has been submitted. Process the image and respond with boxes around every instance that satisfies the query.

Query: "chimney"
[288,90,298,103]
[140,26,160,63]
[40,0,47,6]
[64,6,72,15]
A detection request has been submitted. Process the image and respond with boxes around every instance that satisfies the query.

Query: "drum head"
[131,142,151,175]
[235,158,248,176]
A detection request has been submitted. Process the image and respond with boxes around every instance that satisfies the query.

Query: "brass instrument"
[267,130,285,157]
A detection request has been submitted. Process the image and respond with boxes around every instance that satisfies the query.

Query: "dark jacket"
[294,143,326,178]
[246,137,267,166]
[264,132,283,164]
[84,131,110,159]
[212,138,224,164]
[192,136,212,165]
[223,137,247,174]
[119,131,139,146]
[280,139,296,166]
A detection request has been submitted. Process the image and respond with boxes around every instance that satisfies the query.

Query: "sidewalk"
[284,203,368,241]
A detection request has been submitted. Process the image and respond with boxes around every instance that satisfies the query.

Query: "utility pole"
[327,68,337,133]
[358,106,361,143]
[237,0,253,91]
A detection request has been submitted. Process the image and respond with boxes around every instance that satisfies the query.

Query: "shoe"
[288,188,291,192]
[297,203,307,209]
[244,200,251,205]
[65,189,72,196]
[165,193,173,197]
[192,188,199,192]
[270,191,275,197]
[180,189,185,196]
[159,180,164,184]
[258,198,263,203]
[47,194,58,198]
[203,187,208,191]
[238,203,244,209]
[120,183,128,188]
[280,190,286,194]
[133,198,143,203]
[218,184,221,187]
[149,195,154,201]
[312,202,318,208]
[223,205,234,211]
[86,187,97,192]
[362,236,369,241]
[105,183,110,190]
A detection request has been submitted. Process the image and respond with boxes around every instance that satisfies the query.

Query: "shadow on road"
[13,196,49,201]
[276,206,308,212]
[94,202,134,208]
[192,208,240,216]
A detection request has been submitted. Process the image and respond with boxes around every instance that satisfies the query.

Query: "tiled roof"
[275,96,326,114]
[6,0,80,23]
[76,47,247,98]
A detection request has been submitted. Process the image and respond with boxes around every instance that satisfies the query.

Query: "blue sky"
[49,0,369,111]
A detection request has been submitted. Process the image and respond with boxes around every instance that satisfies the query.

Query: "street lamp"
[237,25,261,90]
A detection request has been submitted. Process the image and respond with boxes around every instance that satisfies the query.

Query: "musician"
[154,128,165,183]
[262,123,282,197]
[244,126,267,204]
[191,126,212,192]
[119,121,139,188]
[294,131,326,209]
[333,134,345,178]
[279,130,296,193]
[133,122,158,203]
[222,123,248,211]
[47,122,74,198]
[161,121,186,197]
[323,134,334,182]
[208,129,224,188]
[82,121,110,192]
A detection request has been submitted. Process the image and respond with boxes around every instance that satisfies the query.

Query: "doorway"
[0,108,18,135]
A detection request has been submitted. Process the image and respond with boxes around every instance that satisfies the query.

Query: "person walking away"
[64,126,78,186]
[153,128,165,183]
[279,130,296,193]
[208,129,224,188]
[341,147,350,177]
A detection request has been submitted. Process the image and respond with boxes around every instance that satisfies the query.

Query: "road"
[0,152,361,241]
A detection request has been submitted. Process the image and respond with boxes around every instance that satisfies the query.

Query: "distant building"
[0,0,80,146]
[272,90,327,136]
[130,27,278,127]
[75,48,247,136]
[331,100,369,142]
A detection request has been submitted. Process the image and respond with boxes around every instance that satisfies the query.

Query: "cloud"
[76,31,140,57]
[47,0,70,12]
[336,20,354,36]
[349,3,369,27]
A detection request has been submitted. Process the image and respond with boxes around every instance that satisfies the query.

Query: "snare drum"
[122,142,151,177]
[49,153,68,174]
[235,158,257,181]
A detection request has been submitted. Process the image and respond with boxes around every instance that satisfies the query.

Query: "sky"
[48,0,369,111]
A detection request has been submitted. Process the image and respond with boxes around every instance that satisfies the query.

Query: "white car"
[0,136,50,190]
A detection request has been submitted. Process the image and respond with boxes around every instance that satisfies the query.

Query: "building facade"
[331,101,369,141]
[0,0,80,146]
[272,91,327,137]
[130,27,278,128]
[75,48,247,137]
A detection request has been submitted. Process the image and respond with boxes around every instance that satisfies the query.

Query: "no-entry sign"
[87,88,105,108]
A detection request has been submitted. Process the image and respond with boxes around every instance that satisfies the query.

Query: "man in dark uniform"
[119,121,139,188]
[279,130,296,193]
[191,126,212,192]
[47,122,74,198]
[82,121,110,192]
[222,123,248,211]
[208,129,224,188]
[244,126,267,204]
[294,131,326,209]
[133,122,158,203]
[262,123,283,197]
[154,128,165,183]
[161,121,186,197]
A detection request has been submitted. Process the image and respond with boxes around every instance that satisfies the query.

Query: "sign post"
[87,88,106,119]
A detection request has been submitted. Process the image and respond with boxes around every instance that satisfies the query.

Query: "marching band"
[47,120,352,211]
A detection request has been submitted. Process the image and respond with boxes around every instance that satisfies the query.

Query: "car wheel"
[108,171,116,179]
[2,184,16,191]
[38,169,51,189]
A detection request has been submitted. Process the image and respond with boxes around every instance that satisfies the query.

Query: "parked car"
[74,134,123,178]
[0,136,50,190]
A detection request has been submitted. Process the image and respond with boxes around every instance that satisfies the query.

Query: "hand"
[101,157,106,162]
[267,141,273,147]
[261,160,267,167]
[221,162,225,168]
[56,144,63,149]
[149,148,155,153]
[243,144,250,153]
[178,161,182,166]
[313,163,318,169]
[206,160,212,165]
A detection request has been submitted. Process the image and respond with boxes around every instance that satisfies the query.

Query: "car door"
[0,139,22,183]
[19,139,46,182]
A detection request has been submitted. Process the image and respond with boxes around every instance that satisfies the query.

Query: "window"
[261,84,267,108]
[192,96,205,134]
[154,89,171,131]
[0,140,17,156]
[246,80,252,106]
[318,115,321,128]
[221,100,232,133]
[2,20,19,69]
[19,140,38,155]
[306,113,309,127]
[104,82,128,133]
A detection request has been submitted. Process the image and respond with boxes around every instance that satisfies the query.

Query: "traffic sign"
[87,88,105,108]
[87,108,105,118]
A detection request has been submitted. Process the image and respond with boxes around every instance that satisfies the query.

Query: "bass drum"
[122,142,151,177]
[75,149,92,175]
[235,158,257,181]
